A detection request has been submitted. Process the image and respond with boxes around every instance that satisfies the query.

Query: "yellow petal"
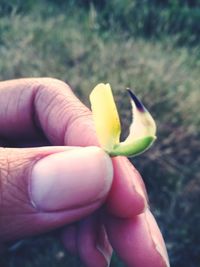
[125,89,156,144]
[89,83,121,151]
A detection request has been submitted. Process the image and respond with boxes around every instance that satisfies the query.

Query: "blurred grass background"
[0,0,200,267]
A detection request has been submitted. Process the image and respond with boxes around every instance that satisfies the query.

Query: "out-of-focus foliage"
[1,0,200,45]
[0,1,200,267]
[99,0,200,45]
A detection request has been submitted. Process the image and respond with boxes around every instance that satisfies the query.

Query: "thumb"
[0,146,113,243]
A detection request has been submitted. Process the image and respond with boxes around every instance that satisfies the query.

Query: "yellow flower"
[90,83,156,157]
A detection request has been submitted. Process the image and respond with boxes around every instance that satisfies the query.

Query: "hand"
[0,78,169,267]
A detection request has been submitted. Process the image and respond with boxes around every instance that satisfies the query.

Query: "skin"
[0,78,169,267]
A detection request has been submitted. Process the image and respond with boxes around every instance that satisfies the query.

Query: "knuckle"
[31,77,94,145]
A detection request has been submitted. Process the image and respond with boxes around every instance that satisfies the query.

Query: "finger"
[105,209,170,267]
[0,78,98,146]
[77,214,112,267]
[61,214,114,260]
[0,146,113,242]
[106,156,148,218]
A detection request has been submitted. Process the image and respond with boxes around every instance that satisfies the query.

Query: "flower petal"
[89,83,121,151]
[111,89,157,157]
[125,89,156,142]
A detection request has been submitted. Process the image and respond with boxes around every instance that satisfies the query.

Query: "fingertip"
[106,156,147,218]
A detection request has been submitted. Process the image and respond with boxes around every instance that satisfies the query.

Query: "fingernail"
[96,225,112,267]
[30,147,113,211]
[96,244,111,267]
[145,209,170,267]
[123,158,148,211]
[126,158,149,200]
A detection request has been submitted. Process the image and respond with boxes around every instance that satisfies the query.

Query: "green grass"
[0,1,200,267]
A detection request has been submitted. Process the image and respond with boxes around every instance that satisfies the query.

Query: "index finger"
[0,78,98,146]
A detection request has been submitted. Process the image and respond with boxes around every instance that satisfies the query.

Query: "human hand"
[0,78,169,267]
